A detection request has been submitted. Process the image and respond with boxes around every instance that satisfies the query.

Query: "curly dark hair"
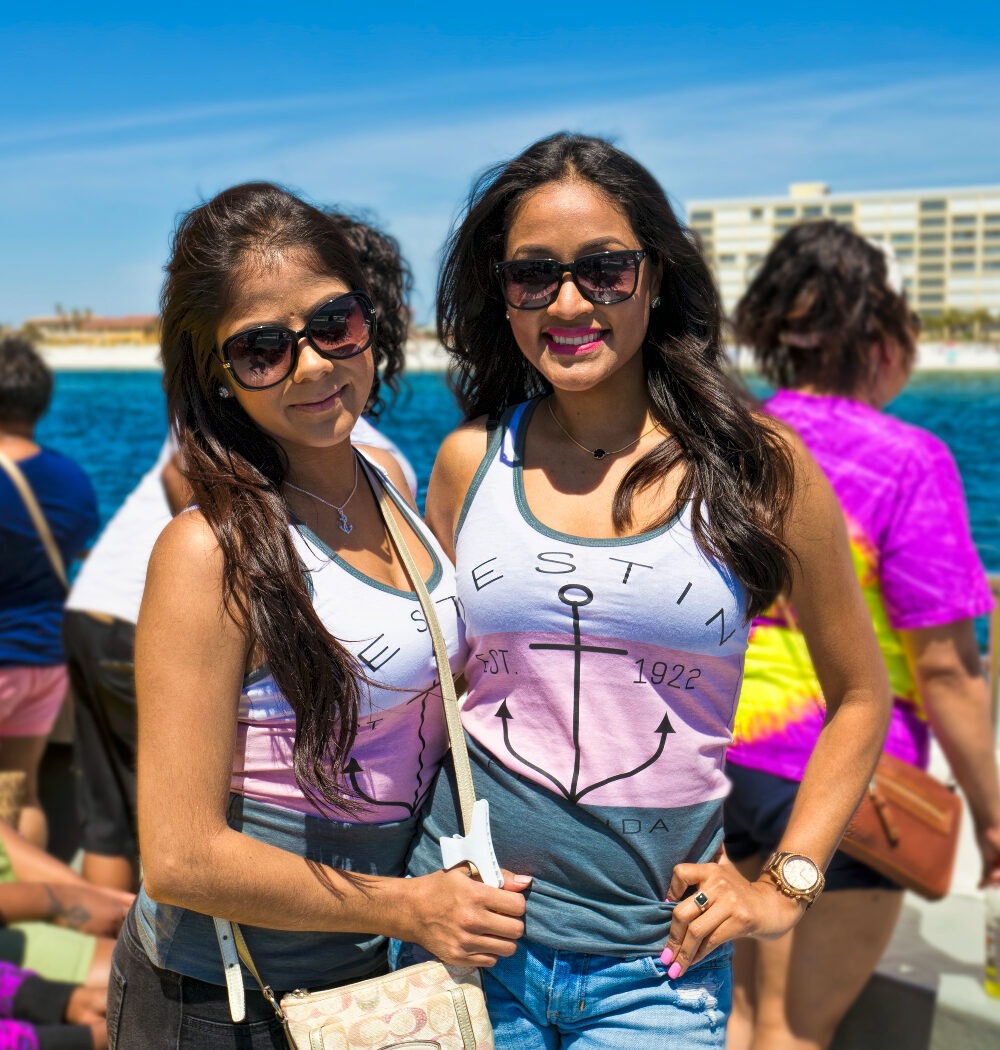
[734,220,917,394]
[159,181,373,813]
[326,211,412,418]
[0,336,52,427]
[437,132,796,619]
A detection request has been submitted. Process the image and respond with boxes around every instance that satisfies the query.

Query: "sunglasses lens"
[576,253,639,303]
[308,294,372,357]
[226,329,295,388]
[501,260,561,309]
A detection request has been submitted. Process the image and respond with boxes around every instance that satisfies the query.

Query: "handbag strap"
[370,464,477,834]
[216,459,477,1018]
[0,448,69,591]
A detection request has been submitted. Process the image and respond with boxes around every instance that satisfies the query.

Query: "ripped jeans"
[394,937,732,1049]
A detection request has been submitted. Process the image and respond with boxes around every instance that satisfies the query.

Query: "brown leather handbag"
[839,751,963,900]
[772,597,963,901]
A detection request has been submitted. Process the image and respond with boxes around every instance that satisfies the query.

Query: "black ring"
[694,891,710,911]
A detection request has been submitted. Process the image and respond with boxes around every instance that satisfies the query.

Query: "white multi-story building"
[686,183,1000,318]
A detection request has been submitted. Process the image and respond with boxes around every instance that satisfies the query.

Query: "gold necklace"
[546,399,660,460]
[285,455,359,534]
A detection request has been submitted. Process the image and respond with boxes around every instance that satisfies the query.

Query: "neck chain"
[285,455,360,535]
[546,399,660,460]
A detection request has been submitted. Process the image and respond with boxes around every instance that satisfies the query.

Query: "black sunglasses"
[495,250,649,311]
[220,291,376,391]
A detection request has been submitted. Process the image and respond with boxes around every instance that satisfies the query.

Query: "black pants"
[109,908,288,1050]
[63,611,139,857]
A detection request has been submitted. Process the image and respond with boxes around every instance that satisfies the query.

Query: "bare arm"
[136,509,527,965]
[424,419,490,561]
[0,824,91,886]
[901,621,1000,885]
[664,434,892,971]
[772,438,892,868]
[0,882,130,936]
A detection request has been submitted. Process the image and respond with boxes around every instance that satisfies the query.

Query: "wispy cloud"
[2,62,998,324]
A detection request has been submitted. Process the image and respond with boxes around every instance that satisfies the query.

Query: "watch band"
[762,850,826,908]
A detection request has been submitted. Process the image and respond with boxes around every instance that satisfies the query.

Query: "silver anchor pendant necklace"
[285,454,360,535]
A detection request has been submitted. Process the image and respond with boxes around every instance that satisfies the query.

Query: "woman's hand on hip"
[394,867,531,968]
[659,852,805,979]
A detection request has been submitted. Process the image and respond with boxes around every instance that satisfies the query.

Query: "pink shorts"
[0,665,67,737]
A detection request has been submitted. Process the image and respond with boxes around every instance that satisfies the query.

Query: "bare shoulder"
[143,509,229,617]
[139,507,249,646]
[759,422,845,554]
[750,411,829,513]
[751,409,805,459]
[426,416,491,558]
[357,445,417,509]
[148,507,222,576]
[432,416,491,492]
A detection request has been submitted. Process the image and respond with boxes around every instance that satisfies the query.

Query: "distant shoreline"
[36,339,1000,373]
[36,337,452,372]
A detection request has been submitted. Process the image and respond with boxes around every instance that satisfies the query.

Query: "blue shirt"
[0,447,98,665]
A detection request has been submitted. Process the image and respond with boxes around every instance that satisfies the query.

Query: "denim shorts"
[108,907,288,1050]
[393,937,732,1049]
[724,763,901,892]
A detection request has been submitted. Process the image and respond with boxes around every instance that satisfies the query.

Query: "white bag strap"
[213,917,247,1023]
[217,460,481,1021]
[0,448,69,590]
[371,467,478,831]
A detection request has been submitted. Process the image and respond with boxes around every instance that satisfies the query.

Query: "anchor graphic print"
[496,584,676,804]
[459,561,747,812]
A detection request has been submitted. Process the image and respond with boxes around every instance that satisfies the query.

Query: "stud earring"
[218,386,231,399]
[505,311,510,320]
[651,296,661,309]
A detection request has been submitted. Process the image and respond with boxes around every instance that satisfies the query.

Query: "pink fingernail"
[668,962,682,980]
[659,947,674,966]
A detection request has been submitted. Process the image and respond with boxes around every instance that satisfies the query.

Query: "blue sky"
[2,3,998,326]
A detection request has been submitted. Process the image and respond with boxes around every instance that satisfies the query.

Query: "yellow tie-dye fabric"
[733,522,922,751]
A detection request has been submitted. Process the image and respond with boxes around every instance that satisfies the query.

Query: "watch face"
[782,855,819,892]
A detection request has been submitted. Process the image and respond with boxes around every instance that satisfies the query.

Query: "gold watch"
[762,850,825,908]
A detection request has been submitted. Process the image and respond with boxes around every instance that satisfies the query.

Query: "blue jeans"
[393,938,732,1049]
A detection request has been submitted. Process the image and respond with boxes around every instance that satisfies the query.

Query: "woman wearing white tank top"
[109,183,531,1049]
[407,134,893,1048]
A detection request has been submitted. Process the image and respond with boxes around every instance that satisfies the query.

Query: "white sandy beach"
[38,339,1000,372]
[36,336,452,371]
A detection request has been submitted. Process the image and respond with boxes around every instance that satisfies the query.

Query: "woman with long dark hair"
[109,182,529,1048]
[724,221,1000,1050]
[401,134,892,1045]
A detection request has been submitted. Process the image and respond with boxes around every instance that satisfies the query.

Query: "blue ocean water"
[36,371,461,525]
[38,370,1000,579]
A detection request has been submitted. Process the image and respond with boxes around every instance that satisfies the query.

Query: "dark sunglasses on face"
[495,249,650,311]
[219,291,377,390]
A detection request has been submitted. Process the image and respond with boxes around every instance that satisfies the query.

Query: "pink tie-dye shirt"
[729,389,993,780]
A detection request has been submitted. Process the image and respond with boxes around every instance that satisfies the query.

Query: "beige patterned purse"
[267,957,492,1050]
[215,467,497,1049]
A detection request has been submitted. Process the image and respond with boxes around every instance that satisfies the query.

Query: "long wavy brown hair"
[160,181,373,812]
[438,133,795,619]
